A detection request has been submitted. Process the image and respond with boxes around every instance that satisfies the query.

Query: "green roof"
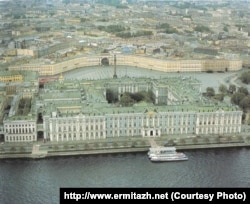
[41,76,240,117]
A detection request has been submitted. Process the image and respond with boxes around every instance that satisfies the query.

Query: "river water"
[0,148,250,204]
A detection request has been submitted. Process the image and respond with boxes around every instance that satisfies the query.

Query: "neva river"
[1,148,250,204]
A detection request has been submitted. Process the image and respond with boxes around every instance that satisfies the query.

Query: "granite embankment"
[0,134,249,159]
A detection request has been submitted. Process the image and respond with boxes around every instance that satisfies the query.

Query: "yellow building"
[8,54,243,76]
[65,18,81,24]
[0,93,7,123]
[16,49,34,57]
[0,73,23,82]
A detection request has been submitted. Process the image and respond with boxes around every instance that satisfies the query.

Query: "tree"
[231,92,245,105]
[239,71,250,84]
[223,26,229,32]
[98,25,126,33]
[215,136,220,143]
[130,91,154,103]
[116,32,132,38]
[214,94,224,102]
[106,89,118,103]
[122,141,128,147]
[219,84,227,94]
[246,136,250,143]
[194,25,210,33]
[204,137,210,144]
[168,139,174,146]
[192,138,198,144]
[84,143,89,150]
[93,143,99,149]
[131,141,137,148]
[116,30,152,38]
[179,139,186,145]
[228,84,236,94]
[238,87,249,95]
[206,87,215,97]
[130,92,144,102]
[63,144,69,150]
[20,147,25,152]
[80,18,87,23]
[239,96,250,110]
[59,19,65,23]
[164,27,178,34]
[156,23,171,29]
[156,23,179,34]
[141,141,146,146]
[53,145,59,151]
[102,142,108,148]
[120,92,134,106]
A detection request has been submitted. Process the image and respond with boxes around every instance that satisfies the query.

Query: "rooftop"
[41,76,240,117]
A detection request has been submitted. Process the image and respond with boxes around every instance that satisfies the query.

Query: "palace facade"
[0,71,242,143]
[44,108,242,142]
[41,77,242,142]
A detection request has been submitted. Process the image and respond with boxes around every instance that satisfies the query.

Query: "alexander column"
[113,54,117,78]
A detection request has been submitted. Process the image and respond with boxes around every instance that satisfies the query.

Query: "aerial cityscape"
[0,0,249,158]
[1,1,250,203]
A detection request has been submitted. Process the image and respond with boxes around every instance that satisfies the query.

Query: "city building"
[8,54,243,76]
[0,69,242,143]
[41,76,242,142]
[0,71,39,142]
[1,1,248,143]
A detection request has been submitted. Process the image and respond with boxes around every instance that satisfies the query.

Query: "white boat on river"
[148,146,188,162]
